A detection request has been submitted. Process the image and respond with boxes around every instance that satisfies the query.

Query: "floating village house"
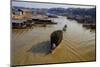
[12,8,33,20]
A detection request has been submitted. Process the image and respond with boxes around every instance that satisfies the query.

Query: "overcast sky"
[12,1,95,9]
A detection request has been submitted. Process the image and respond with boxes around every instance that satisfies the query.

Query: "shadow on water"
[27,41,51,54]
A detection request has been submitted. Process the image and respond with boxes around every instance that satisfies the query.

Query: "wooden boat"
[12,20,26,29]
[83,24,96,29]
[50,30,63,52]
[63,24,67,31]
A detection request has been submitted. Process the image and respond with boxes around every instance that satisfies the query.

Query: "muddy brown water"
[11,16,96,65]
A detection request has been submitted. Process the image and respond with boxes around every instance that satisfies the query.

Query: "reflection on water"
[11,16,95,64]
